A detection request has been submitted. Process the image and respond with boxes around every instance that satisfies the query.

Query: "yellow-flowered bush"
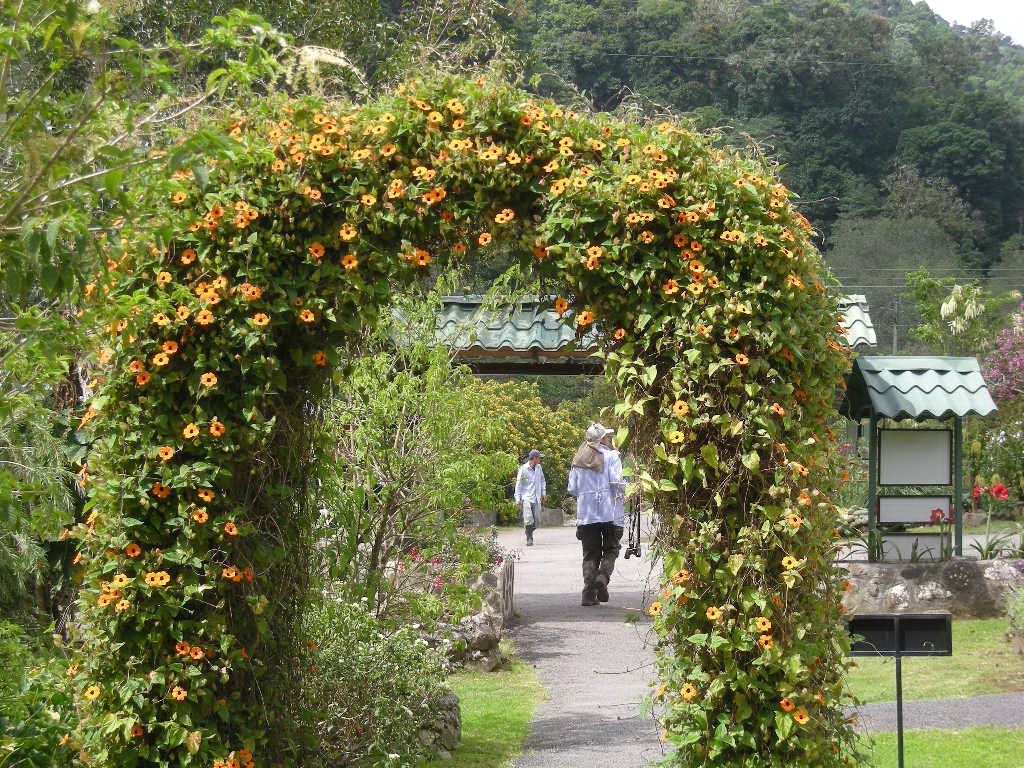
[71,73,857,767]
[463,379,581,507]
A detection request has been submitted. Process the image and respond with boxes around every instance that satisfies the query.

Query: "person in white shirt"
[567,423,624,605]
[514,449,547,546]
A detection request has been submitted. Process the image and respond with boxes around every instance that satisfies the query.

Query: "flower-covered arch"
[74,74,857,767]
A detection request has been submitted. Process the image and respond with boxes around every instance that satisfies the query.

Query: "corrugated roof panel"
[439,294,872,354]
[838,294,877,348]
[848,355,997,419]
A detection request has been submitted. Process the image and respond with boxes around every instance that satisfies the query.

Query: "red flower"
[929,508,943,525]
[991,483,1009,501]
[972,485,984,500]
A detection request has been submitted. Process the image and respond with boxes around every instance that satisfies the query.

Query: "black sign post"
[847,613,952,768]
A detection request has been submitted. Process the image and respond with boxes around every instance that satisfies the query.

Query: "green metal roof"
[837,294,876,348]
[438,294,875,360]
[842,355,997,420]
[437,295,597,359]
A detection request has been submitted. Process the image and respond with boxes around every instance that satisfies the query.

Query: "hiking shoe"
[526,534,534,546]
[594,574,609,603]
[581,587,599,606]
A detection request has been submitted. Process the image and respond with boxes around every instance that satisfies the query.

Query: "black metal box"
[847,613,952,657]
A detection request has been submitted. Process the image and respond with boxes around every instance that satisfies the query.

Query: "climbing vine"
[71,73,856,767]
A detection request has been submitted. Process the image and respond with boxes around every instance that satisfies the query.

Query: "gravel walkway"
[852,692,1024,732]
[498,523,1024,768]
[499,523,665,768]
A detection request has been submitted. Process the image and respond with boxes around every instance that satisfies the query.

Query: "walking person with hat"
[567,423,624,606]
[514,448,547,546]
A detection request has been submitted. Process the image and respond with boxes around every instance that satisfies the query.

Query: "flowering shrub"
[71,73,855,766]
[982,304,1024,404]
[297,599,448,767]
[463,378,581,508]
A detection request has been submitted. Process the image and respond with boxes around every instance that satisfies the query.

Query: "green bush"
[298,599,448,768]
[0,620,75,768]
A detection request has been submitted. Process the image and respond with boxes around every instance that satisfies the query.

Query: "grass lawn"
[423,653,545,768]
[861,727,1024,767]
[848,618,1024,703]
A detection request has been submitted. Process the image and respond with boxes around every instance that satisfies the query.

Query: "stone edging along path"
[497,525,1024,768]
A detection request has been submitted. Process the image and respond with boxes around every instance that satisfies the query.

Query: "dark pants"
[576,522,624,587]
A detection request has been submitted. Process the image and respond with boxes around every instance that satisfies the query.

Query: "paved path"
[498,524,1024,767]
[499,524,665,768]
[853,692,1024,732]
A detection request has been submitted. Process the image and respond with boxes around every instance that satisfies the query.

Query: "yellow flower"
[705,606,722,621]
[755,616,772,631]
[680,683,697,700]
[83,685,101,700]
[648,602,662,616]
[200,372,218,388]
[782,556,798,570]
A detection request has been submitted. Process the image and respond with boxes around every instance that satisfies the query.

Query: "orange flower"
[115,598,130,612]
[793,709,810,725]
[314,350,328,366]
[771,403,786,416]
[341,253,358,270]
[224,522,238,536]
[157,446,175,462]
[196,309,214,326]
[197,489,215,502]
[171,191,187,205]
[192,508,209,524]
[787,513,803,528]
[162,341,179,354]
[680,683,698,700]
[705,606,722,621]
[308,242,325,259]
[672,569,691,584]
[171,686,187,702]
[130,724,144,738]
[735,353,749,365]
[576,311,595,327]
[613,328,625,340]
[252,313,270,327]
[553,298,569,314]
[638,230,655,244]
[478,232,492,246]
[200,372,217,388]
[299,309,315,323]
[758,634,774,649]
[755,616,772,631]
[156,271,173,286]
[151,482,171,499]
[175,641,191,656]
[221,566,240,581]
[672,400,689,416]
[128,359,145,374]
[780,697,795,712]
[662,279,680,296]
[135,371,151,386]
[189,646,204,660]
[209,420,226,437]
[125,543,142,558]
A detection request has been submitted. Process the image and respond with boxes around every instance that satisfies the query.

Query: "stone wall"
[843,559,1024,617]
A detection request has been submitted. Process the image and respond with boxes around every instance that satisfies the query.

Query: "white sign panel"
[878,496,952,524]
[879,429,951,486]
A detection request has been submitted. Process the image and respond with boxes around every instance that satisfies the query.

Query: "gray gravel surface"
[851,692,1024,732]
[499,524,666,768]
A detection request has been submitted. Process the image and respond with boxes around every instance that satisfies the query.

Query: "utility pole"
[891,296,899,354]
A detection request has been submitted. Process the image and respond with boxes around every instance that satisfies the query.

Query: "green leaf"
[741,451,760,473]
[701,444,719,469]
